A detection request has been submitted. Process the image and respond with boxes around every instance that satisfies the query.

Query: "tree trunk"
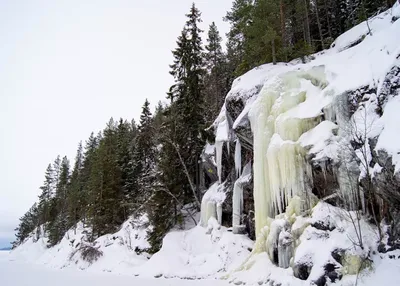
[271,38,277,65]
[323,0,333,39]
[170,141,201,210]
[304,0,312,46]
[280,0,288,61]
[314,0,325,49]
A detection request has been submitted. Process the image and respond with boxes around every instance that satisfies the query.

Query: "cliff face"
[201,4,400,284]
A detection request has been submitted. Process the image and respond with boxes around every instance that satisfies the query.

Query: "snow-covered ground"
[9,217,253,280]
[0,251,229,286]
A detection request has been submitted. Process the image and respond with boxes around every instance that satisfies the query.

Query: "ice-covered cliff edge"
[203,3,400,285]
[209,3,400,235]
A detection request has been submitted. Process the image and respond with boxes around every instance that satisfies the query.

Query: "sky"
[0,0,232,248]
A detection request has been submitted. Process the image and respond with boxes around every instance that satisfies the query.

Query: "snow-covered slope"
[9,215,253,279]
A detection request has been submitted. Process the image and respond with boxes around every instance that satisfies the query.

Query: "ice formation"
[248,67,332,237]
[200,183,226,227]
[215,141,223,184]
[215,107,231,184]
[232,163,252,233]
[235,139,242,178]
[232,181,243,232]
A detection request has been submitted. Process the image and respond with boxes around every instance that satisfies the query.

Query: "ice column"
[216,141,224,184]
[232,180,244,232]
[235,139,242,178]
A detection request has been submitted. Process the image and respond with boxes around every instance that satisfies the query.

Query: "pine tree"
[87,119,125,239]
[203,22,228,124]
[67,142,84,229]
[170,3,205,204]
[116,118,136,217]
[224,0,254,75]
[13,203,40,247]
[148,3,207,252]
[53,155,61,193]
[48,156,70,246]
[132,99,155,203]
[37,164,54,228]
[244,0,281,67]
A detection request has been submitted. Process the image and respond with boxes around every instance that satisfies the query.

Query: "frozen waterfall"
[248,67,331,238]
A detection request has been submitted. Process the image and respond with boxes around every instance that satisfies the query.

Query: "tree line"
[13,1,390,252]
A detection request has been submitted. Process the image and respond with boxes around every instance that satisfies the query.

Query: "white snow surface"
[0,251,230,286]
[10,213,253,280]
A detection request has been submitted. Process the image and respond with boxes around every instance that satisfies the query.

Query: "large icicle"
[232,180,243,232]
[235,139,242,178]
[232,163,252,234]
[215,106,231,184]
[248,67,330,238]
[215,141,224,184]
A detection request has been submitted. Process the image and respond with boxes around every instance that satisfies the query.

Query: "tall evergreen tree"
[48,156,70,246]
[224,0,254,75]
[148,3,207,252]
[37,164,54,228]
[116,118,136,217]
[67,142,84,228]
[87,119,125,239]
[132,100,156,204]
[203,22,229,124]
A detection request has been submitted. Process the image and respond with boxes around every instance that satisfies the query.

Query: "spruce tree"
[168,3,206,205]
[48,156,70,246]
[87,119,125,239]
[116,118,136,217]
[224,0,254,75]
[203,22,228,124]
[67,142,84,229]
[148,3,207,252]
[132,99,155,204]
[37,164,54,228]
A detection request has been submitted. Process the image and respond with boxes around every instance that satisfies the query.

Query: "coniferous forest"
[13,0,394,252]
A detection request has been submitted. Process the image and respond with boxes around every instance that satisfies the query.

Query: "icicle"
[217,203,222,225]
[278,230,293,269]
[216,141,224,184]
[235,139,242,178]
[232,180,244,231]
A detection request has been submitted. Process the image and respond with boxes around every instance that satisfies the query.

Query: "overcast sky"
[0,0,232,248]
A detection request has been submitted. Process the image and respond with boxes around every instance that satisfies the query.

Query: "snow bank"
[10,213,253,280]
[10,215,151,273]
[135,223,253,279]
